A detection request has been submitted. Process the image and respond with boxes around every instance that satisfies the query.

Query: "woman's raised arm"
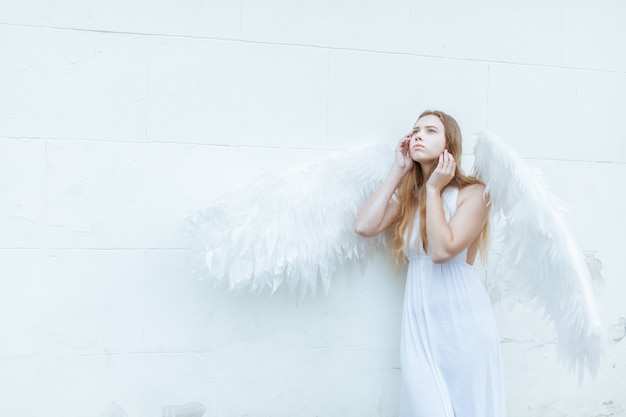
[354,135,413,237]
[424,150,489,262]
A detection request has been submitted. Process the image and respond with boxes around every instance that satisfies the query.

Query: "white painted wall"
[0,1,625,416]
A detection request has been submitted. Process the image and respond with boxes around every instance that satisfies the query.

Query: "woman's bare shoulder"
[458,183,487,206]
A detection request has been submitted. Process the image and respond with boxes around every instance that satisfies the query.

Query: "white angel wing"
[186,143,394,297]
[472,130,605,380]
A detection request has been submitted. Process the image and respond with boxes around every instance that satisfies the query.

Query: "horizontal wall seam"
[3,136,626,164]
[0,247,190,251]
[1,21,624,75]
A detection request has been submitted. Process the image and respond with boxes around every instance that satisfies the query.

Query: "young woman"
[355,110,506,416]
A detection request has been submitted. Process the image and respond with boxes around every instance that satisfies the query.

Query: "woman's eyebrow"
[413,125,439,131]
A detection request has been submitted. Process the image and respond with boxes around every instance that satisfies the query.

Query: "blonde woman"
[355,110,506,416]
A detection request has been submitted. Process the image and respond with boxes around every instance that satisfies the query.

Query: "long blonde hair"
[392,110,488,263]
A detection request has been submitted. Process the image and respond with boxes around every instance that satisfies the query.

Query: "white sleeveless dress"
[399,187,506,417]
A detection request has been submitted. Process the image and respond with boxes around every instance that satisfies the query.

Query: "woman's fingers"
[436,150,455,176]
[444,149,454,169]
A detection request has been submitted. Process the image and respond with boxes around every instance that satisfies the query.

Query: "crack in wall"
[609,317,626,343]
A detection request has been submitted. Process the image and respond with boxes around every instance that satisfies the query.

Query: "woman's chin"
[411,155,436,164]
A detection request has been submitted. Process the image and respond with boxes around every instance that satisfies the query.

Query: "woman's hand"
[395,133,414,174]
[427,149,455,192]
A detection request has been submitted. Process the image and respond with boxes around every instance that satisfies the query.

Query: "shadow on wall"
[102,401,206,417]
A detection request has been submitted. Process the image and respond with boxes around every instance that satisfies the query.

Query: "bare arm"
[425,150,489,263]
[355,135,413,237]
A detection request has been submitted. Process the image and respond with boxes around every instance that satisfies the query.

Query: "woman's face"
[409,114,446,163]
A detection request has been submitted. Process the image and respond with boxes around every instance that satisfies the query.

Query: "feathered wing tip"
[471,130,607,380]
[185,142,395,298]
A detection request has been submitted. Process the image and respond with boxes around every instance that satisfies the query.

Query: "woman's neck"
[418,161,436,182]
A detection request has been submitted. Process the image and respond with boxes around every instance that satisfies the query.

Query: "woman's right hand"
[395,133,414,174]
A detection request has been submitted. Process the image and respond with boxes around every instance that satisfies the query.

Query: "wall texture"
[1,1,625,416]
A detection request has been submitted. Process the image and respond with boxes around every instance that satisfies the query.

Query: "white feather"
[472,130,606,380]
[186,143,394,297]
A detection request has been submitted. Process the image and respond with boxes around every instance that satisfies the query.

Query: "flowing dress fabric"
[399,187,506,417]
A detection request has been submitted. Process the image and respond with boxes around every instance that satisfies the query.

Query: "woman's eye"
[428,129,436,133]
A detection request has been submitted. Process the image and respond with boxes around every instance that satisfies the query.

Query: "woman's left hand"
[427,149,455,191]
